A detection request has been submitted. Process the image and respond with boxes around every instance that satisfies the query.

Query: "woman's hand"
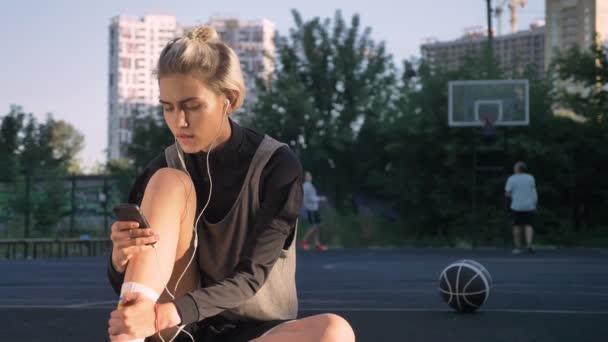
[108,293,155,341]
[110,221,159,273]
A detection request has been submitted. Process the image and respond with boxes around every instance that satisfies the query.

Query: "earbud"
[224,99,230,116]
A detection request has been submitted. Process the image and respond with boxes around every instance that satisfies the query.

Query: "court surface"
[1,248,607,341]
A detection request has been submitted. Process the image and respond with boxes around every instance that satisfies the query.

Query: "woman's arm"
[173,146,303,325]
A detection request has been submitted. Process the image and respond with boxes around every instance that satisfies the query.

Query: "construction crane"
[494,0,527,35]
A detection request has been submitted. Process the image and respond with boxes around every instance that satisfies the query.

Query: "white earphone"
[161,96,231,342]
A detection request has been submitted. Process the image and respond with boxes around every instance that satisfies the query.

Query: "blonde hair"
[156,26,246,110]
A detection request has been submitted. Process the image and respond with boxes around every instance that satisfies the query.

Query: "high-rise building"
[420,22,545,75]
[545,0,608,67]
[107,15,182,160]
[107,15,275,160]
[204,17,275,112]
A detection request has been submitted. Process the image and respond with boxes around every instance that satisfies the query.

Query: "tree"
[127,106,173,174]
[0,106,86,236]
[47,117,85,173]
[247,10,397,209]
[549,41,608,230]
[0,105,25,181]
[105,158,136,203]
[104,106,173,201]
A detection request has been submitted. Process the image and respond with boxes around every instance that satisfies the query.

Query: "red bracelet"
[154,303,160,335]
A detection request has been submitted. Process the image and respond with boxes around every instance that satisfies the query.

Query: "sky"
[0,0,545,172]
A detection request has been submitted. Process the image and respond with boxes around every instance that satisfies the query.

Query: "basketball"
[439,259,493,312]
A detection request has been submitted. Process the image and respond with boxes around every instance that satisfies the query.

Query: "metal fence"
[0,174,132,241]
[0,238,112,260]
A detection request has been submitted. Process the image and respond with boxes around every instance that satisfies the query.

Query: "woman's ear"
[224,91,238,112]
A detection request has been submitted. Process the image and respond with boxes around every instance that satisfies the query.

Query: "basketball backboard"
[448,80,529,127]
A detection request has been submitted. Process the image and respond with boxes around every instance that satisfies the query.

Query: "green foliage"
[126,106,174,174]
[31,172,70,235]
[246,10,397,209]
[247,11,608,245]
[54,11,605,246]
[0,106,85,236]
[0,105,25,181]
[105,158,136,203]
[100,106,174,204]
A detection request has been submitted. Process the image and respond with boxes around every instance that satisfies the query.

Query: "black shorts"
[307,210,321,225]
[511,210,535,226]
[170,316,293,342]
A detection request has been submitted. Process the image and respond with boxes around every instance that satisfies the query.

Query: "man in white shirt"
[505,161,538,254]
[299,171,328,251]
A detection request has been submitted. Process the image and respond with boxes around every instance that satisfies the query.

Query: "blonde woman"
[106,26,354,342]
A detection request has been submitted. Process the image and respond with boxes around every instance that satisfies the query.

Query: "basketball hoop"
[481,116,497,136]
[447,79,529,127]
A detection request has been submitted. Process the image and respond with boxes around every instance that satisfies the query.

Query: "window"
[128,42,137,53]
[120,117,131,129]
[240,30,250,42]
[121,57,130,69]
[253,30,263,42]
[120,27,131,39]
[109,73,114,87]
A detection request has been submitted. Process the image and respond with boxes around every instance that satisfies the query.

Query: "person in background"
[299,171,328,251]
[505,161,538,255]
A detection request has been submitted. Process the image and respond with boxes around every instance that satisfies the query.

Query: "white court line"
[0,285,109,289]
[322,264,338,270]
[3,287,606,297]
[300,289,608,296]
[3,285,605,292]
[1,304,608,315]
[0,305,90,309]
[300,307,608,315]
[66,300,117,308]
[483,258,595,262]
[0,298,81,303]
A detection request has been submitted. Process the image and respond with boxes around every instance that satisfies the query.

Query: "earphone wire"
[155,100,229,342]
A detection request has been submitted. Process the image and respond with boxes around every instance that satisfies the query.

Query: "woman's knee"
[318,313,355,342]
[140,167,196,242]
[144,168,195,213]
[147,168,193,196]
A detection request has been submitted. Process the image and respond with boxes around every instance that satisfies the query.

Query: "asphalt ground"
[1,248,607,341]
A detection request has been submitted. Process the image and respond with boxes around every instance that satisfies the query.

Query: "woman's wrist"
[158,302,182,330]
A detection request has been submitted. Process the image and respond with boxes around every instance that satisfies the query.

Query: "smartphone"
[112,204,151,229]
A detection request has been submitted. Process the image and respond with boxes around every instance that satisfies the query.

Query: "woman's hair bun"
[188,26,219,43]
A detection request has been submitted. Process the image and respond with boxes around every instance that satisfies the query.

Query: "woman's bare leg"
[252,314,355,342]
[123,168,199,341]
